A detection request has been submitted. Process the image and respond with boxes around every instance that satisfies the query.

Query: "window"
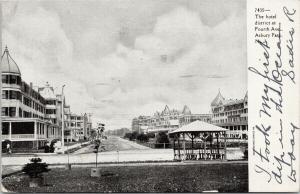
[23,97,32,107]
[2,122,9,134]
[2,90,21,100]
[9,107,16,117]
[1,107,17,117]
[11,122,34,134]
[10,91,17,99]
[23,111,32,118]
[2,75,9,84]
[2,90,8,99]
[19,108,22,117]
[46,109,56,114]
[10,75,17,84]
[1,75,21,85]
[2,107,8,116]
[46,100,56,105]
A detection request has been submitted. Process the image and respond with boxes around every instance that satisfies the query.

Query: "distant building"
[132,115,151,133]
[67,113,91,141]
[1,47,61,151]
[64,105,72,141]
[83,113,92,138]
[211,91,248,141]
[70,113,84,141]
[132,105,211,134]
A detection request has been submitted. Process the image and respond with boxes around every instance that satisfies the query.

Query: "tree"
[131,131,139,140]
[22,158,50,178]
[90,129,98,140]
[137,133,149,142]
[156,132,170,144]
[146,133,155,139]
[124,133,132,139]
[155,132,170,148]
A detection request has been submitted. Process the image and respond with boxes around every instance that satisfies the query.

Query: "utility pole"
[61,85,66,148]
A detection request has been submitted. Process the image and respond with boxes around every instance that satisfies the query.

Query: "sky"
[2,0,247,130]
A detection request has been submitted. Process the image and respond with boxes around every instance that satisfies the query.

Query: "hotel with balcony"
[132,105,211,134]
[211,91,248,142]
[38,83,92,142]
[1,47,61,151]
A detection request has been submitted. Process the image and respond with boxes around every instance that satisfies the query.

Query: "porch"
[1,118,61,151]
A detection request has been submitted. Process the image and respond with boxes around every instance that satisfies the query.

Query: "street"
[73,136,150,154]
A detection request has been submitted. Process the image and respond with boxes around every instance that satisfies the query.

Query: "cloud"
[2,1,246,130]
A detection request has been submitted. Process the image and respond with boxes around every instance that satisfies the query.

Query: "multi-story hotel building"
[69,113,91,141]
[1,47,93,151]
[1,47,61,151]
[38,83,62,126]
[39,84,92,142]
[211,91,248,141]
[132,105,212,134]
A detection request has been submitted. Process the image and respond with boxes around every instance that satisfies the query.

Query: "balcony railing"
[37,134,47,139]
[2,134,35,139]
[2,134,62,140]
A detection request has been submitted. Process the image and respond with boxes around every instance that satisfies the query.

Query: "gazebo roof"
[169,120,228,134]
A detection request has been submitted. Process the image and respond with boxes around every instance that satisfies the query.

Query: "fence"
[136,139,247,149]
[136,141,172,149]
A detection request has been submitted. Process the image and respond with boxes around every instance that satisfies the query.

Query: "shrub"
[156,132,170,144]
[146,133,155,139]
[22,158,50,178]
[124,131,139,141]
[136,133,149,142]
[124,133,132,139]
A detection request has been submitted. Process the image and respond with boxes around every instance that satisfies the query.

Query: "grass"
[2,163,248,192]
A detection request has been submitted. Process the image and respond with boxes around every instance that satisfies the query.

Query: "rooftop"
[211,90,225,106]
[39,82,57,99]
[1,46,21,75]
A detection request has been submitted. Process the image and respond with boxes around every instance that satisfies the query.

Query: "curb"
[2,170,22,179]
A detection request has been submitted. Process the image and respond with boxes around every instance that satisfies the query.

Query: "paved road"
[73,136,150,154]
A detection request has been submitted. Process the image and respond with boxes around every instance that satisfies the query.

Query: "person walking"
[6,143,11,154]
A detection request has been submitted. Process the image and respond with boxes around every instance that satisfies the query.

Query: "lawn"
[2,163,248,192]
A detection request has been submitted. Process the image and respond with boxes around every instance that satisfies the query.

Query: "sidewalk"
[2,141,90,157]
[2,149,174,166]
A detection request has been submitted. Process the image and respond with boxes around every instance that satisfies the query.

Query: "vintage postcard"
[0,0,298,192]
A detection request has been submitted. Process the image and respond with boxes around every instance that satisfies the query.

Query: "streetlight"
[61,85,66,148]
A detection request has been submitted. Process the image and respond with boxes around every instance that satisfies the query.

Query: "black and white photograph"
[1,0,249,192]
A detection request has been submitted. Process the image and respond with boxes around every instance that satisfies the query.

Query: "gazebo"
[169,120,228,161]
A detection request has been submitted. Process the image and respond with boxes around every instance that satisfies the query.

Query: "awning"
[169,120,228,134]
